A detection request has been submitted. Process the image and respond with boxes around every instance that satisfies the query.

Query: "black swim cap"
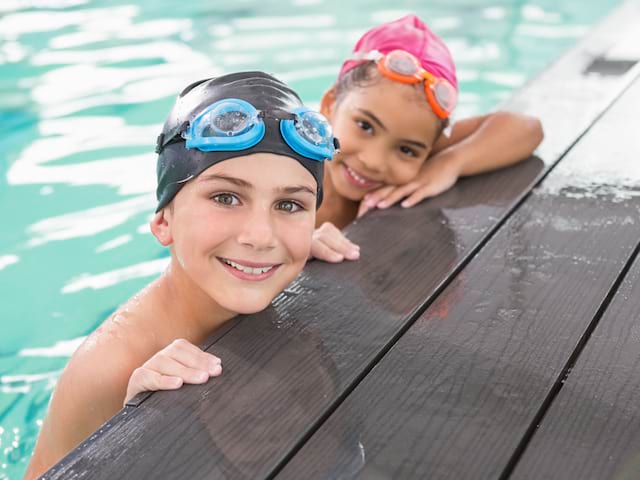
[155,71,326,212]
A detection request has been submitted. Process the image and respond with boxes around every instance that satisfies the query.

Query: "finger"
[146,349,222,381]
[401,183,442,208]
[146,354,218,383]
[316,226,360,260]
[311,239,345,263]
[165,338,222,375]
[363,186,395,207]
[125,368,183,404]
[377,183,419,208]
[357,200,372,218]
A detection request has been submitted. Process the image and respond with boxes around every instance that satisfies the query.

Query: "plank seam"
[500,239,640,480]
[266,67,640,480]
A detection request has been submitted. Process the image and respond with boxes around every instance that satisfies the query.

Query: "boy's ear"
[150,209,173,246]
[320,86,337,120]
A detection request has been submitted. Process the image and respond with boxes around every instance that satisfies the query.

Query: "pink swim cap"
[339,14,458,92]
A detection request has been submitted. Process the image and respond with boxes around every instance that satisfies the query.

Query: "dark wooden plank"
[42,157,544,480]
[42,3,640,478]
[510,252,640,479]
[276,73,640,479]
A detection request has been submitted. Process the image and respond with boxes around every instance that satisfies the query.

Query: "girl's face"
[158,153,316,314]
[323,75,441,201]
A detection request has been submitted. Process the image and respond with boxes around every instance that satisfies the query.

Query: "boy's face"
[324,75,441,201]
[161,153,316,314]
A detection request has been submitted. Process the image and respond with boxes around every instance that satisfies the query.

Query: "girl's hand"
[310,222,360,263]
[124,339,222,405]
[357,151,462,218]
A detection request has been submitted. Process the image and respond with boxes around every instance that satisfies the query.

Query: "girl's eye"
[276,200,304,213]
[211,193,240,206]
[400,145,418,158]
[356,120,373,134]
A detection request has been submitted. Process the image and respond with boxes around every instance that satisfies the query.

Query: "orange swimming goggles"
[355,49,458,119]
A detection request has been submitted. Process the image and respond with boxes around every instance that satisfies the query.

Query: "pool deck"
[41,1,640,479]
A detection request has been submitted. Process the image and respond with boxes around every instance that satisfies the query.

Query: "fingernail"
[348,249,360,259]
[377,202,388,208]
[209,358,221,372]
[197,371,209,382]
[333,253,344,262]
[209,364,222,376]
[401,201,410,208]
[171,377,183,388]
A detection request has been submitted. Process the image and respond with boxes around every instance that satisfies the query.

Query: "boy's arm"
[24,340,139,479]
[431,111,544,176]
[24,333,223,479]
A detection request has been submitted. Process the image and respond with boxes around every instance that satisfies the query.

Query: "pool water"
[0,0,622,477]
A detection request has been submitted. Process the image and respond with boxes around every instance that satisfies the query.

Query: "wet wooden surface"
[42,2,640,479]
[44,154,545,480]
[278,67,640,480]
[510,251,640,479]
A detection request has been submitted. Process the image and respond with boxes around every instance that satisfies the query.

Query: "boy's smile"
[159,153,316,315]
[217,257,281,281]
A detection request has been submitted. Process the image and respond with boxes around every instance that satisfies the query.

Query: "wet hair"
[334,62,380,104]
[334,62,449,138]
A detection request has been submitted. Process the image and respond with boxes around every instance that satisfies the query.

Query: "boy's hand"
[357,151,462,218]
[310,222,360,263]
[124,339,222,405]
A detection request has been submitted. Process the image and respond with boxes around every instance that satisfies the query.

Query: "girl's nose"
[359,145,387,175]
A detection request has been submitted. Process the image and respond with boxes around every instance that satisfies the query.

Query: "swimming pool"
[0,0,622,477]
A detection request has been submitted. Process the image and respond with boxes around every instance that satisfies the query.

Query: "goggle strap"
[155,120,189,154]
[351,50,383,62]
[262,110,297,121]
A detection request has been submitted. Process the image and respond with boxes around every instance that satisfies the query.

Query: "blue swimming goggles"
[155,98,338,162]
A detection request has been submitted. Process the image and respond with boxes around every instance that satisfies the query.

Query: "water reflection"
[0,0,622,477]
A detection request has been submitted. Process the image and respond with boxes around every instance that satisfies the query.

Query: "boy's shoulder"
[73,307,162,381]
[29,310,160,476]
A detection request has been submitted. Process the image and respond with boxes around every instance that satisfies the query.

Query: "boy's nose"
[236,206,277,251]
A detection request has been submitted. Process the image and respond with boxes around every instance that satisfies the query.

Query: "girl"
[25,71,338,479]
[310,15,544,262]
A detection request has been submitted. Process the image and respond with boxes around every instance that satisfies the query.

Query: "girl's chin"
[334,181,369,201]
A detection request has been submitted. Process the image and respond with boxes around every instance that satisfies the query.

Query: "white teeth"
[346,165,370,184]
[222,258,274,275]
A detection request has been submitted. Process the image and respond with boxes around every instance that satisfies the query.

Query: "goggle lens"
[197,101,258,138]
[433,81,457,114]
[385,50,420,76]
[210,110,250,136]
[295,111,333,146]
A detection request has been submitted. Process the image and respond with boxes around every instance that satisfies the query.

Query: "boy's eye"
[356,120,373,134]
[400,145,418,157]
[276,200,304,213]
[211,193,240,206]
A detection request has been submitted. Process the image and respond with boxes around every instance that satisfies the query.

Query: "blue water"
[0,0,622,477]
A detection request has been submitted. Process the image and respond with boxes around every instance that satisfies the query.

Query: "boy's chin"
[218,295,273,316]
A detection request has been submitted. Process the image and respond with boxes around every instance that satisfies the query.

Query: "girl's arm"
[359,111,543,212]
[431,111,544,175]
